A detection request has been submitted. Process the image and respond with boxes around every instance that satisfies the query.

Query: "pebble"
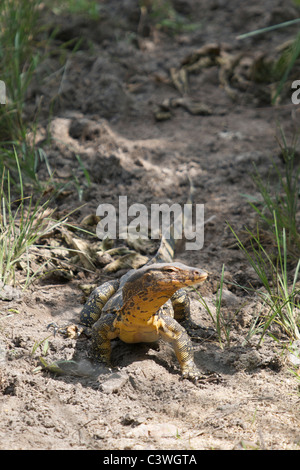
[100,372,128,394]
[127,422,180,439]
[287,340,300,366]
[221,288,241,308]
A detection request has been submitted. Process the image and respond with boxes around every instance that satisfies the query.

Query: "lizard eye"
[163,267,177,273]
[143,273,152,282]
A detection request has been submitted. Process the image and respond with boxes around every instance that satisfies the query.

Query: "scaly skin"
[51,183,216,381]
[80,262,209,381]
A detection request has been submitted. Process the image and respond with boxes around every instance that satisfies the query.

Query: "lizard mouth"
[188,269,208,285]
[169,267,207,289]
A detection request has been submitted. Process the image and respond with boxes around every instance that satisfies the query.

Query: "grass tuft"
[228,214,300,344]
[0,150,66,287]
[0,0,42,142]
[195,265,232,349]
[244,132,300,259]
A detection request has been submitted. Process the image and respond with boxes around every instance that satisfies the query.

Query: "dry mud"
[0,0,300,450]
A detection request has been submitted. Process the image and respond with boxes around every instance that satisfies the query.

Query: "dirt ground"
[1,0,300,450]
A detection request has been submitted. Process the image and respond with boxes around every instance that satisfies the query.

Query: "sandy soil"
[0,0,300,450]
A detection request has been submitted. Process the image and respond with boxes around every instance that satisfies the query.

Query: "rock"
[100,372,129,394]
[0,283,22,301]
[121,413,146,426]
[221,288,241,308]
[287,340,300,366]
[127,422,180,439]
[95,252,114,267]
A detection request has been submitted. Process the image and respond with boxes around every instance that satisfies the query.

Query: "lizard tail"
[148,175,195,264]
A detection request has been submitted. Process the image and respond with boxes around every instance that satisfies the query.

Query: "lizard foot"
[47,322,85,338]
[194,371,223,385]
[180,362,204,383]
[181,364,222,385]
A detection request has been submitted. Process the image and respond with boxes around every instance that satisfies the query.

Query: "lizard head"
[122,262,207,308]
[144,262,207,290]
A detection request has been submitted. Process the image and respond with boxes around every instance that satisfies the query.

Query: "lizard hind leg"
[80,280,119,328]
[90,313,119,366]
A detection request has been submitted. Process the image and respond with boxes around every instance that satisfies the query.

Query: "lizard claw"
[181,363,203,383]
[193,371,223,385]
[47,322,83,339]
[47,322,61,336]
[181,365,223,385]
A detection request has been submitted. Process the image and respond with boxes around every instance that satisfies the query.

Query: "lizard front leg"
[171,289,215,340]
[158,314,201,381]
